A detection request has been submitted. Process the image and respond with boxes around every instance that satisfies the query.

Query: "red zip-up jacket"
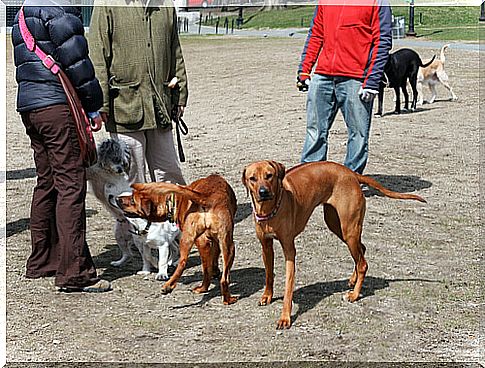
[298,0,392,91]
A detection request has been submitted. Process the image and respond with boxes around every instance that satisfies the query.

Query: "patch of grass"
[203,6,315,29]
[392,6,480,41]
[212,5,481,41]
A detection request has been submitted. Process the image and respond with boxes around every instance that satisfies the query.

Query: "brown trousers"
[21,104,99,288]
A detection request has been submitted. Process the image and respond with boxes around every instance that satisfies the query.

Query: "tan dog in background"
[417,44,457,105]
[242,160,426,329]
[117,175,238,305]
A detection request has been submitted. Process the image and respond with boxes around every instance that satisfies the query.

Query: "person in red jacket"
[297,0,392,174]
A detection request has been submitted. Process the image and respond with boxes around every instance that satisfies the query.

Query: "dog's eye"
[265,173,273,180]
[249,176,257,182]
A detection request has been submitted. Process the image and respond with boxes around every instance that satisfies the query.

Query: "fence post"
[215,17,219,34]
[231,18,234,34]
[224,17,228,34]
[199,13,203,34]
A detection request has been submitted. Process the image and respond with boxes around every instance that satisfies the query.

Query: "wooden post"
[215,17,219,34]
[199,13,203,34]
[224,17,228,34]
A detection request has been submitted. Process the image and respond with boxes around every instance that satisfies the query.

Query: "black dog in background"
[376,48,435,116]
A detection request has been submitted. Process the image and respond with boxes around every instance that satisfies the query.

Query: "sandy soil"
[5,36,482,364]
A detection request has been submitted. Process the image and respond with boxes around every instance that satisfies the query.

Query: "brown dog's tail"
[440,44,450,63]
[356,175,427,203]
[132,182,211,207]
[420,54,436,68]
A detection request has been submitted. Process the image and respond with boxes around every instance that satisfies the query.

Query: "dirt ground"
[5,36,482,364]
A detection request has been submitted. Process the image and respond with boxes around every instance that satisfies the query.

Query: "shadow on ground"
[94,245,201,282]
[364,174,432,198]
[235,202,252,224]
[169,266,265,309]
[291,276,440,324]
[7,167,37,180]
[6,209,99,238]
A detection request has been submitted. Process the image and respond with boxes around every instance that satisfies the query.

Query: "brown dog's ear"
[131,183,145,191]
[241,168,247,187]
[241,167,249,197]
[269,160,286,181]
[140,198,153,218]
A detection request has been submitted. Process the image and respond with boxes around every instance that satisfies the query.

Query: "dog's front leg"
[155,242,170,280]
[277,238,296,329]
[259,237,274,307]
[112,220,134,267]
[136,242,154,275]
[161,233,194,294]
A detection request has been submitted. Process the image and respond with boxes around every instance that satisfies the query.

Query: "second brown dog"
[242,160,426,329]
[117,174,238,305]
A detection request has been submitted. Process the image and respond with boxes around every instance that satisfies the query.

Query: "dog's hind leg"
[401,84,410,111]
[111,220,134,267]
[161,231,196,294]
[409,73,419,110]
[192,235,213,293]
[324,202,367,302]
[343,233,367,303]
[218,232,237,305]
[393,87,401,114]
[375,83,385,117]
[428,83,437,104]
[417,81,424,105]
[437,71,457,101]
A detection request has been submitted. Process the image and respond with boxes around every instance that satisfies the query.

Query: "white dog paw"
[155,273,169,281]
[111,259,128,267]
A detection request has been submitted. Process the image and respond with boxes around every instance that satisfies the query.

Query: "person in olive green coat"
[88,0,188,185]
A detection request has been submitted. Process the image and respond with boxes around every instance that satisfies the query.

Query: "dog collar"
[166,193,177,224]
[251,186,283,223]
[128,221,152,236]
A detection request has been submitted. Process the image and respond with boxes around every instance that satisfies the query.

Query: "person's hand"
[176,105,185,120]
[90,114,103,132]
[87,111,103,132]
[358,87,378,103]
[297,73,311,92]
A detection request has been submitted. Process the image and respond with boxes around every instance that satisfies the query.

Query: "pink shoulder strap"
[18,7,60,75]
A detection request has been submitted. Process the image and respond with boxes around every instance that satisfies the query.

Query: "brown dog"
[417,44,457,105]
[242,160,426,329]
[117,174,238,305]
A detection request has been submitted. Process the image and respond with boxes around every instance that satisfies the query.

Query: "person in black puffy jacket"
[12,0,111,293]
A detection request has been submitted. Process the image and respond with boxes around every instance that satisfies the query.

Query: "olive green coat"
[88,0,188,133]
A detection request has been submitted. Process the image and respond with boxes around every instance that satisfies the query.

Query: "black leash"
[173,116,188,163]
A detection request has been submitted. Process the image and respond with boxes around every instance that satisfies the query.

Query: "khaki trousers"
[110,127,186,185]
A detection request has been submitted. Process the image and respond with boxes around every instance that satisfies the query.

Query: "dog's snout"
[258,186,271,199]
[115,196,124,207]
[116,166,124,174]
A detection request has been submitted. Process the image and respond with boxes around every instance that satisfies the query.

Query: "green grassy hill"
[210,6,481,41]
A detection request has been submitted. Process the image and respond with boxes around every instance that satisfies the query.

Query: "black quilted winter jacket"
[12,0,103,113]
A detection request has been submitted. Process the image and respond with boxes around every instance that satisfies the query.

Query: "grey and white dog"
[87,138,180,279]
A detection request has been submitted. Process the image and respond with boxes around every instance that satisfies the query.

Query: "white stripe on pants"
[110,127,186,185]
